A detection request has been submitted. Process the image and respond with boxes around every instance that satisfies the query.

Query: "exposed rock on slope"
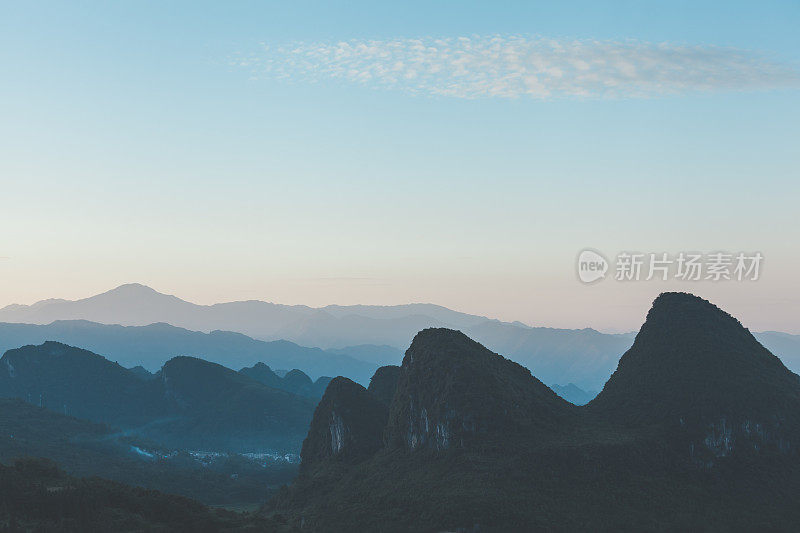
[387,328,573,451]
[268,295,800,532]
[300,377,388,469]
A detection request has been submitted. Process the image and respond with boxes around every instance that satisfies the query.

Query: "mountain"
[366,365,401,406]
[0,342,316,452]
[548,383,597,405]
[324,344,404,367]
[754,331,800,375]
[154,356,316,452]
[239,363,331,399]
[0,341,163,426]
[268,293,800,531]
[589,293,800,455]
[386,329,573,451]
[463,320,634,391]
[4,284,798,392]
[0,283,486,349]
[0,320,378,383]
[300,377,388,469]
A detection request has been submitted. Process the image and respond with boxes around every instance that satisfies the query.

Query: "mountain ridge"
[269,292,800,531]
[0,341,316,453]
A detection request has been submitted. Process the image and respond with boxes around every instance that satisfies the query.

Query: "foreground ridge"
[268,293,800,532]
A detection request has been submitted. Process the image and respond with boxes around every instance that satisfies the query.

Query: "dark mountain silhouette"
[0,320,378,384]
[0,342,316,452]
[0,342,163,425]
[268,294,800,531]
[3,285,798,392]
[239,361,285,389]
[239,363,331,399]
[589,292,800,460]
[386,329,573,451]
[366,365,401,406]
[300,377,388,469]
[128,364,154,380]
[154,356,316,452]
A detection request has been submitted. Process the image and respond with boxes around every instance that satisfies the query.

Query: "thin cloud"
[236,35,800,99]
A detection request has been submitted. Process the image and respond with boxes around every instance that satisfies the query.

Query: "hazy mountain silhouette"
[268,293,800,531]
[240,363,332,399]
[548,383,597,405]
[0,320,378,384]
[3,284,798,394]
[0,342,316,452]
[0,283,484,348]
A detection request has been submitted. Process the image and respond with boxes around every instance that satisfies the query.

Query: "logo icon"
[577,249,608,283]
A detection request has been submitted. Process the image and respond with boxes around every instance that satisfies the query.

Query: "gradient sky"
[1,1,799,332]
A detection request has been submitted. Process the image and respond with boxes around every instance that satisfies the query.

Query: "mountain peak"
[387,328,572,451]
[591,293,800,440]
[99,283,183,302]
[300,377,388,469]
[109,282,158,293]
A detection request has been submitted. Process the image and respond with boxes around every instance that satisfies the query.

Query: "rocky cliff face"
[300,377,388,469]
[386,329,573,451]
[590,292,800,463]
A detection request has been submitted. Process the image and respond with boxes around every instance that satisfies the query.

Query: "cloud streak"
[237,35,800,99]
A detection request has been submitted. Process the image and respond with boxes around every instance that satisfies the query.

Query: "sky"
[1,1,799,332]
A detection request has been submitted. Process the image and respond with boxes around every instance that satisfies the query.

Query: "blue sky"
[1,1,798,332]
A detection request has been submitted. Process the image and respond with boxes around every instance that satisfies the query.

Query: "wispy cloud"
[235,35,800,99]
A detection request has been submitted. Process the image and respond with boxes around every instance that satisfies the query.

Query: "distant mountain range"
[0,320,382,384]
[269,293,800,531]
[0,342,315,453]
[1,284,798,394]
[0,283,485,348]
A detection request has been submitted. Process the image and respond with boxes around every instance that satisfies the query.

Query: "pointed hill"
[300,377,388,469]
[366,365,401,406]
[268,297,800,531]
[387,328,573,451]
[589,293,800,425]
